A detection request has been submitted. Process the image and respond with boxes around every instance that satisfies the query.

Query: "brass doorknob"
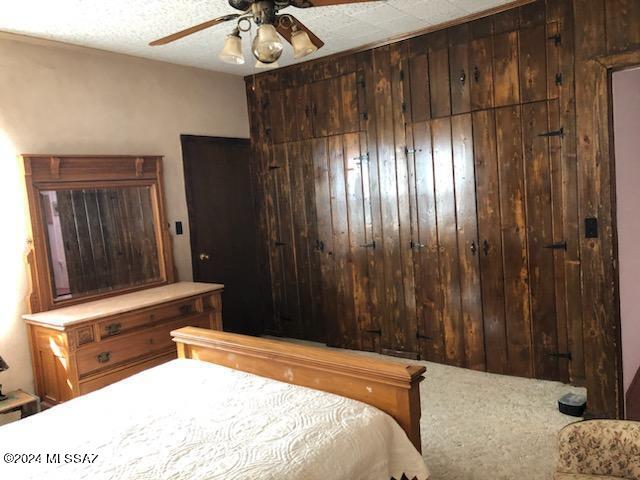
[199,253,210,261]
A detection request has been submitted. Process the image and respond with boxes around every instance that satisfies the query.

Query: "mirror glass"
[39,186,162,301]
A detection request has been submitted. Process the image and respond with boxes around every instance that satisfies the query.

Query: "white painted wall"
[612,66,640,402]
[0,32,249,402]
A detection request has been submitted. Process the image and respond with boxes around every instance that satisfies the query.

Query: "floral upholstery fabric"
[556,420,640,480]
[555,474,628,480]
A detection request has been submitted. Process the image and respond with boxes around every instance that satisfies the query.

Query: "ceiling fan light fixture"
[255,59,280,69]
[252,23,283,64]
[291,27,317,59]
[219,29,245,65]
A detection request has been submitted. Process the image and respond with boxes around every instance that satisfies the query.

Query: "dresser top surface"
[23,282,224,327]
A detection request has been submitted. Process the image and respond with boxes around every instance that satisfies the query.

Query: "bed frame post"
[172,327,426,452]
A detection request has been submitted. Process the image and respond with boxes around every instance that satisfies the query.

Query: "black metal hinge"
[416,331,433,340]
[274,241,287,247]
[399,70,405,81]
[360,241,376,249]
[538,127,564,138]
[359,111,369,121]
[401,101,407,113]
[366,328,382,335]
[547,351,572,360]
[548,33,562,46]
[268,164,281,170]
[405,146,417,155]
[544,241,567,250]
[355,153,369,165]
[555,73,563,86]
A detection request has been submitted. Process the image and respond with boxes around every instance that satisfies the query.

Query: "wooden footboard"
[171,327,425,452]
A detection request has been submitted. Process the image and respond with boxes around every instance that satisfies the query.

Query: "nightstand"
[0,390,40,419]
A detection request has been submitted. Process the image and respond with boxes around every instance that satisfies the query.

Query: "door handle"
[199,253,210,261]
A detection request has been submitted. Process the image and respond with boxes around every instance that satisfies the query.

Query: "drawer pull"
[106,323,121,335]
[96,352,112,363]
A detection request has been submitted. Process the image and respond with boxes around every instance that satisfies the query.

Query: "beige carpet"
[282,338,586,480]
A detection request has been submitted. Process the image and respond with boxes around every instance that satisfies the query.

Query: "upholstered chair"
[555,420,640,479]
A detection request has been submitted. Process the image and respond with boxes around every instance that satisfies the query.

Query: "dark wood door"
[181,135,262,335]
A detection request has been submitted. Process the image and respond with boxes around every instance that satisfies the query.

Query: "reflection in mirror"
[39,187,161,301]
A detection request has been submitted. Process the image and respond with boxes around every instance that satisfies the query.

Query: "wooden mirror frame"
[23,155,175,313]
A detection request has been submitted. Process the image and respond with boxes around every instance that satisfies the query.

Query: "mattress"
[0,358,429,479]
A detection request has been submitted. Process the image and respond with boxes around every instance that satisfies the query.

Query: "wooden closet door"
[271,144,302,338]
[408,120,445,363]
[473,109,508,374]
[311,137,338,344]
[522,100,566,382]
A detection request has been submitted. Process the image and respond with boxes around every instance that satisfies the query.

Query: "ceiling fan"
[149,0,382,68]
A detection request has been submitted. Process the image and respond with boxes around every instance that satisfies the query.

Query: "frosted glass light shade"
[252,24,283,64]
[255,59,280,69]
[291,29,317,59]
[219,32,245,65]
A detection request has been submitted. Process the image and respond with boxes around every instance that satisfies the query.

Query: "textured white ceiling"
[0,0,514,76]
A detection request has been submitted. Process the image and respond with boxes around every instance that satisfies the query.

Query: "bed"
[0,327,429,479]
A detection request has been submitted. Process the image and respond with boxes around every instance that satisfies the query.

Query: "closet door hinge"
[543,241,567,250]
[538,127,564,138]
[365,328,382,335]
[546,351,572,360]
[416,331,433,340]
[548,33,562,46]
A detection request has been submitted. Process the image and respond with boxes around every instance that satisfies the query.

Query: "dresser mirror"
[23,155,174,312]
[39,186,162,301]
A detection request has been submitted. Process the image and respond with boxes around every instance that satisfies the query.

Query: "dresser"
[23,282,223,407]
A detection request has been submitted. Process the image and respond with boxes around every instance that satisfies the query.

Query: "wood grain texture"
[172,326,425,453]
[242,0,636,416]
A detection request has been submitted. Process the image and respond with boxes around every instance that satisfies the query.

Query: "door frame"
[581,49,640,419]
[180,135,252,281]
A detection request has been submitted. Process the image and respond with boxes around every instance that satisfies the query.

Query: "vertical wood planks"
[373,45,407,351]
[408,50,430,123]
[574,0,620,418]
[493,31,520,106]
[411,121,445,362]
[522,101,559,381]
[432,117,465,366]
[356,50,384,352]
[473,109,508,374]
[344,133,371,350]
[273,144,302,337]
[452,114,484,370]
[449,27,471,115]
[286,141,316,341]
[519,25,548,102]
[428,31,452,118]
[328,135,358,348]
[605,0,640,53]
[391,43,418,353]
[495,105,532,378]
[469,36,494,110]
[312,137,338,345]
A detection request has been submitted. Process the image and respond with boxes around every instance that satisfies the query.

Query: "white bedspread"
[0,359,429,480]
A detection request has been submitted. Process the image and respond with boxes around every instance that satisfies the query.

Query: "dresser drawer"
[98,298,199,338]
[77,313,211,378]
[79,351,175,395]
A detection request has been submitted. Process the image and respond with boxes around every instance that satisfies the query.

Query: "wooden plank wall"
[244,0,640,418]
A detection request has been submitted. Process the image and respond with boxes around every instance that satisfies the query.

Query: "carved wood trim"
[22,154,175,313]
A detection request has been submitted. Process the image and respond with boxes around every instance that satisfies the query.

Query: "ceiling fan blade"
[292,0,383,7]
[149,14,240,46]
[276,15,325,49]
